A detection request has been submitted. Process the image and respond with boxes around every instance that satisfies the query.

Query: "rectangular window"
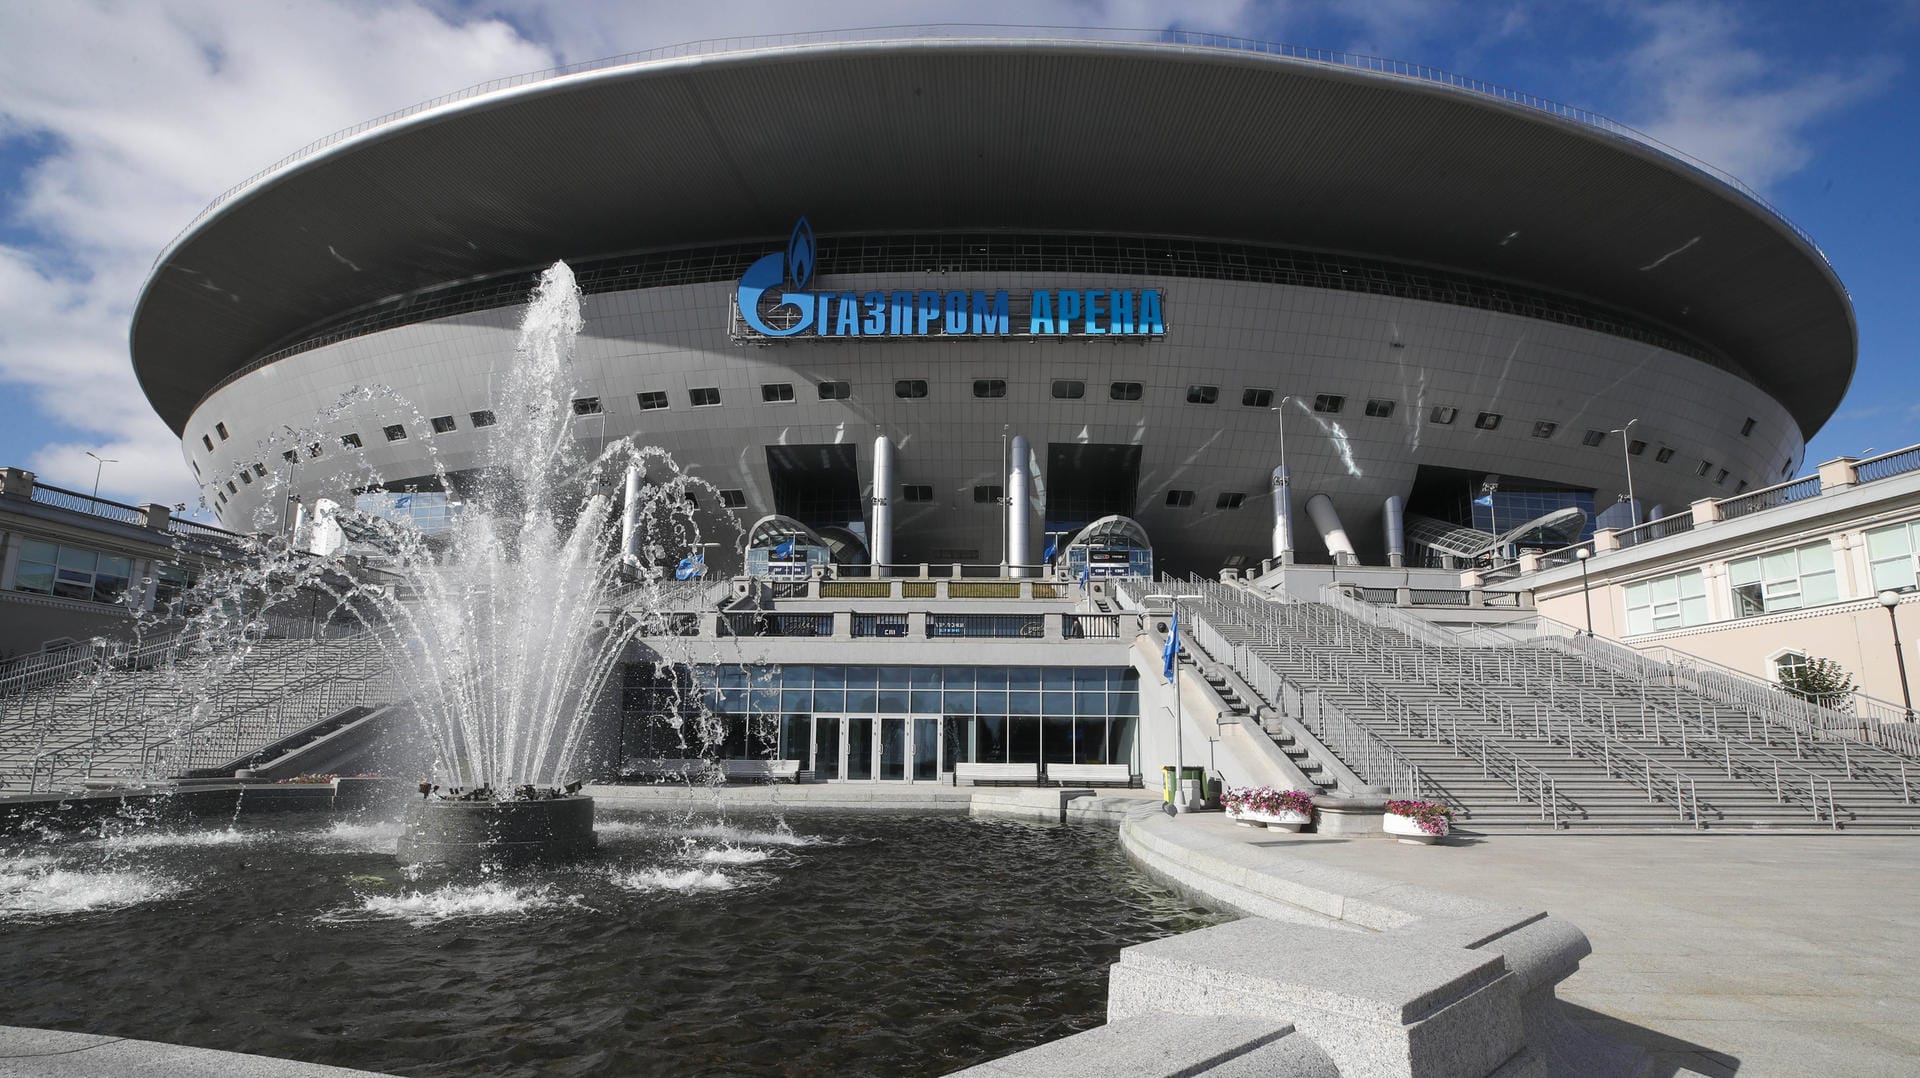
[307,442,322,459]
[1729,541,1839,618]
[1242,388,1273,408]
[1313,394,1344,413]
[572,396,603,415]
[201,435,214,452]
[470,410,496,428]
[718,489,747,508]
[239,470,251,485]
[215,422,229,440]
[282,450,298,463]
[1582,429,1606,447]
[1052,380,1085,400]
[1165,489,1194,507]
[1365,399,1395,418]
[431,415,457,433]
[383,424,407,442]
[1696,459,1713,477]
[340,433,363,449]
[1185,385,1218,405]
[817,381,850,400]
[761,383,795,403]
[1110,381,1143,401]
[1622,569,1710,634]
[226,481,238,495]
[902,484,934,503]
[972,379,1007,399]
[1474,412,1502,430]
[690,387,721,407]
[1429,406,1457,425]
[1741,417,1757,437]
[252,462,267,477]
[12,540,132,605]
[1531,421,1557,439]
[1653,446,1674,463]
[1715,468,1730,485]
[974,484,1003,504]
[1866,520,1920,592]
[1216,492,1246,509]
[636,391,669,411]
[895,379,928,399]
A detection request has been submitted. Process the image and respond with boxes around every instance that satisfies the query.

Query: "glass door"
[878,718,907,780]
[846,718,874,780]
[913,718,940,781]
[813,717,841,780]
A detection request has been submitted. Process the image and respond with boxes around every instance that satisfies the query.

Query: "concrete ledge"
[949,1013,1337,1077]
[0,1025,396,1077]
[585,782,974,813]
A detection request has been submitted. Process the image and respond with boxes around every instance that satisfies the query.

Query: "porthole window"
[690,387,721,407]
[1429,407,1457,425]
[1242,388,1273,408]
[974,484,1003,503]
[895,379,928,399]
[1474,412,1502,431]
[1654,446,1675,463]
[571,397,602,416]
[817,381,851,400]
[1312,394,1344,414]
[1186,385,1218,405]
[1052,380,1085,400]
[1216,492,1247,509]
[1165,489,1195,507]
[1109,381,1143,401]
[972,379,1007,399]
[1365,399,1395,418]
[1531,421,1557,439]
[761,383,795,403]
[902,485,934,503]
[1582,429,1606,447]
[718,489,747,508]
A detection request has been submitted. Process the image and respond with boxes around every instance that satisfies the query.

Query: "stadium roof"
[132,27,1855,438]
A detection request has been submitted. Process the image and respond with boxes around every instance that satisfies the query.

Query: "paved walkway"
[1253,825,1920,1077]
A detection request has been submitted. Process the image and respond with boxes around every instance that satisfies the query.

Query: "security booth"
[744,515,833,580]
[1061,515,1154,580]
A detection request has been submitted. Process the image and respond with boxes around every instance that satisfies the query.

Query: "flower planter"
[1240,808,1311,832]
[1383,811,1448,844]
[1223,787,1315,831]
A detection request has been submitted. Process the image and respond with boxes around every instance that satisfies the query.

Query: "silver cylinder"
[1382,495,1406,568]
[1305,493,1358,565]
[1009,434,1032,578]
[1271,465,1294,563]
[871,435,894,572]
[620,465,644,565]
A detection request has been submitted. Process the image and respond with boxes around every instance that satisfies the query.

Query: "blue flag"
[772,538,795,558]
[674,553,705,580]
[1042,539,1057,563]
[1472,493,1494,507]
[1080,560,1091,589]
[1162,605,1179,681]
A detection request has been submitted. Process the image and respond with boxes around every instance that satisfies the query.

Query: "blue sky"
[1,0,1915,512]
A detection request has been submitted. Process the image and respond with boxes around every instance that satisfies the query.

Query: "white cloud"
[1619,1,1895,193]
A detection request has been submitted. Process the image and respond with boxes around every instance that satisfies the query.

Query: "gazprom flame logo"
[737,217,816,337]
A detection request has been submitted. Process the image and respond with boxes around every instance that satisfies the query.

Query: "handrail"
[151,24,1827,273]
[1855,444,1920,484]
[1613,511,1696,549]
[1715,474,1822,521]
[23,481,144,526]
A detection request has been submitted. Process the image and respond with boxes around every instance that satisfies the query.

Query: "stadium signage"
[734,218,1164,340]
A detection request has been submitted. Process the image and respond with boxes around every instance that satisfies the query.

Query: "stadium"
[130,27,1855,576]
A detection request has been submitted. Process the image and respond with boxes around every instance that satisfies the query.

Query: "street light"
[1576,547,1594,636]
[1144,592,1187,814]
[84,451,117,502]
[1609,419,1639,528]
[1878,590,1914,722]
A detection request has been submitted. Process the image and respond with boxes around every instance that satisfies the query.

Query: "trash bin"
[1161,765,1178,803]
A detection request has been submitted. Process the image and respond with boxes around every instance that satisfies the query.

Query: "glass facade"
[1728,541,1838,618]
[354,491,461,535]
[11,539,132,605]
[1622,569,1709,635]
[622,664,1138,775]
[1866,521,1920,593]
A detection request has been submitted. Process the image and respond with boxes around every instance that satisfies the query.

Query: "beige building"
[1506,447,1919,720]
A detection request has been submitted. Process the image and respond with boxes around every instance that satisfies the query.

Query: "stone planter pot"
[1383,811,1447,844]
[1230,808,1311,831]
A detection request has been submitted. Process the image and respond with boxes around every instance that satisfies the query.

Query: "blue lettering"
[1085,290,1106,335]
[1112,291,1134,335]
[890,291,915,335]
[1056,290,1081,333]
[917,290,940,335]
[1029,291,1054,335]
[816,294,833,336]
[836,292,861,336]
[863,292,886,335]
[1140,290,1164,335]
[973,290,1009,335]
[944,291,968,334]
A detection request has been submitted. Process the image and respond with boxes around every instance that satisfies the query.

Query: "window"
[1531,421,1557,439]
[1216,492,1247,509]
[1742,417,1757,437]
[902,485,934,503]
[215,422,229,440]
[974,484,1003,504]
[761,383,794,403]
[683,491,699,508]
[1648,444,1668,461]
[1313,394,1344,413]
[1109,381,1143,401]
[1165,489,1195,507]
[1365,399,1395,418]
[1052,380,1085,400]
[633,392,668,412]
[282,450,298,463]
[252,462,267,477]
[226,481,238,495]
[430,415,457,434]
[1429,406,1457,425]
[9,540,132,605]
[340,433,363,449]
[895,379,928,399]
[1242,388,1273,408]
[239,470,251,485]
[201,435,213,452]
[1696,459,1713,477]
[1582,429,1606,447]
[718,489,747,509]
[384,424,407,442]
[470,410,496,428]
[1474,412,1502,431]
[1715,468,1730,485]
[1866,520,1920,592]
[572,397,603,415]
[1623,569,1710,634]
[690,387,721,407]
[972,379,1006,399]
[1185,385,1218,405]
[1730,541,1838,618]
[1735,481,1749,494]
[817,381,850,400]
[191,461,200,478]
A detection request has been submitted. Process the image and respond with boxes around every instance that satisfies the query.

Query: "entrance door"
[878,718,907,780]
[822,715,940,782]
[813,717,841,780]
[846,718,874,780]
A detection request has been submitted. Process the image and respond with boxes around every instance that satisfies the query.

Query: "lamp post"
[84,451,117,502]
[1576,547,1594,636]
[999,424,1010,577]
[1879,590,1914,722]
[1145,592,1185,814]
[1609,419,1639,528]
[1271,397,1295,565]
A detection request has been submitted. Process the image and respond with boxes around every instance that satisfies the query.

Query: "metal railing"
[1716,475,1822,521]
[852,613,910,638]
[24,482,144,526]
[927,613,1045,639]
[153,24,1826,272]
[1856,444,1920,484]
[1535,541,1593,570]
[719,612,833,637]
[1064,614,1121,639]
[1614,511,1696,549]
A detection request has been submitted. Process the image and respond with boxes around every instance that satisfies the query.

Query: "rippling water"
[0,809,1221,1076]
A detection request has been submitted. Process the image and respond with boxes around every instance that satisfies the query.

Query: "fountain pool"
[0,808,1221,1076]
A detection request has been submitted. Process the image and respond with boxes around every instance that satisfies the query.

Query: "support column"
[1304,493,1357,565]
[620,465,645,566]
[1008,434,1032,578]
[0,529,19,591]
[1270,465,1294,564]
[871,435,894,575]
[1382,495,1406,568]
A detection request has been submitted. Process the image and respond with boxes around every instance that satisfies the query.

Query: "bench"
[953,762,1042,786]
[1046,763,1135,787]
[627,758,801,783]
